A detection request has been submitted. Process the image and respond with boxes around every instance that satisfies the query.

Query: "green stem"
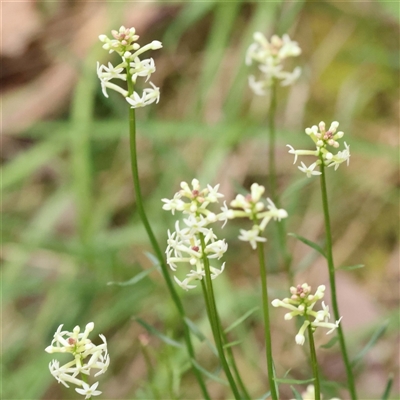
[201,277,250,400]
[267,81,293,283]
[256,242,278,400]
[125,72,210,400]
[319,159,357,400]
[268,81,278,203]
[199,234,242,400]
[307,323,321,400]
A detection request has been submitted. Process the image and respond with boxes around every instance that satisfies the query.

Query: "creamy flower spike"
[272,284,342,345]
[223,183,288,250]
[97,26,162,108]
[287,121,350,177]
[246,32,301,93]
[45,322,109,398]
[290,384,341,400]
[162,179,227,290]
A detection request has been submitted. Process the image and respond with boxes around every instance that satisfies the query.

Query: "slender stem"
[199,234,242,400]
[125,73,210,400]
[201,276,250,400]
[268,81,278,203]
[307,323,321,400]
[223,335,251,400]
[319,159,357,400]
[267,81,293,283]
[256,242,278,400]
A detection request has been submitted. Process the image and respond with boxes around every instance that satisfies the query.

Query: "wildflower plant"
[163,179,244,399]
[45,322,109,399]
[245,33,301,284]
[288,120,357,399]
[97,27,211,399]
[220,183,288,400]
[287,121,350,177]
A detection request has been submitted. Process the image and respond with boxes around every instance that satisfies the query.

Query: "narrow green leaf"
[144,251,161,268]
[224,307,259,333]
[135,317,183,348]
[352,320,389,367]
[107,266,157,286]
[257,391,271,400]
[288,233,326,258]
[223,340,242,349]
[290,386,304,400]
[184,317,206,342]
[337,264,365,271]
[320,335,339,349]
[381,373,393,400]
[274,378,315,385]
[191,358,228,386]
[183,317,218,356]
[273,361,280,397]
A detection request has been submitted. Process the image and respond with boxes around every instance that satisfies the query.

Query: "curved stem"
[125,72,210,400]
[199,234,242,400]
[307,323,321,400]
[256,242,279,400]
[319,159,357,400]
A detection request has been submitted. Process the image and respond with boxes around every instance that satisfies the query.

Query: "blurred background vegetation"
[2,1,399,399]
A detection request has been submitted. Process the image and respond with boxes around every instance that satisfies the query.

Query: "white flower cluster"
[162,179,227,291]
[290,384,341,400]
[246,32,301,94]
[97,26,161,108]
[287,121,350,177]
[45,322,109,398]
[272,284,342,346]
[222,183,288,250]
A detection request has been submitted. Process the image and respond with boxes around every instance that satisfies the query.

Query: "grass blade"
[381,373,393,400]
[290,386,304,400]
[351,320,389,367]
[288,233,326,258]
[135,317,183,348]
[191,358,228,386]
[224,306,259,333]
[107,266,157,286]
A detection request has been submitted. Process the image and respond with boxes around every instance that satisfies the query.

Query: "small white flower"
[45,323,109,396]
[98,26,162,106]
[266,198,288,221]
[75,382,102,399]
[248,75,267,96]
[298,161,322,178]
[174,276,197,291]
[272,283,342,345]
[238,227,266,250]
[246,32,301,90]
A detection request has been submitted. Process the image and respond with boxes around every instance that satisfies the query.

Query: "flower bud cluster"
[221,183,288,250]
[272,284,342,346]
[162,179,227,291]
[45,322,109,398]
[287,121,350,177]
[246,32,301,94]
[97,26,161,108]
[290,384,341,400]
